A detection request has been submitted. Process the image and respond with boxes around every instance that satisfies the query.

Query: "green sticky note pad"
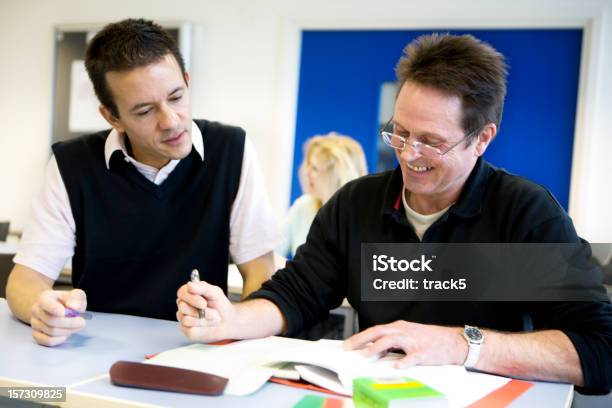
[293,395,326,408]
[353,377,448,407]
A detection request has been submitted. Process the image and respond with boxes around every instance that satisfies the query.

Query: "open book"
[144,336,510,407]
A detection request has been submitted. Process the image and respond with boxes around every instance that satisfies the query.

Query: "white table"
[0,299,574,407]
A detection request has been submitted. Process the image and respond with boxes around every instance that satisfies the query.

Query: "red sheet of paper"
[468,379,534,408]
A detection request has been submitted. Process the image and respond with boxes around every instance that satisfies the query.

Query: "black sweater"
[250,158,612,394]
[52,120,244,321]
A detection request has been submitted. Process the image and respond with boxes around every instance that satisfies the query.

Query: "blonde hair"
[300,132,367,206]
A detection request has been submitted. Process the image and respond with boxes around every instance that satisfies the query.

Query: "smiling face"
[99,54,192,169]
[394,81,493,213]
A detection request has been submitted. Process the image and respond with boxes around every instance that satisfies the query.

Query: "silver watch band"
[463,341,481,368]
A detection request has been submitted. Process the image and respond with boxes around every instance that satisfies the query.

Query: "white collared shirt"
[14,121,281,279]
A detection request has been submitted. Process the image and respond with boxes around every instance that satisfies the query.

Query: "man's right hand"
[30,289,88,347]
[176,281,236,342]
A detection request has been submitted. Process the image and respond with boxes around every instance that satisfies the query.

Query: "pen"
[64,307,93,320]
[190,269,206,319]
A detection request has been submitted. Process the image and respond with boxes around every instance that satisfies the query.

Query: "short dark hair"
[85,18,186,118]
[395,33,507,143]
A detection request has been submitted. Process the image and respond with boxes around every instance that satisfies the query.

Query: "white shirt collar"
[104,120,204,169]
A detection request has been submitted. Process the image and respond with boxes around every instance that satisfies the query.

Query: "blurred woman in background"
[277,132,367,259]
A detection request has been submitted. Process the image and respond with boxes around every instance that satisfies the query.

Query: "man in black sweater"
[176,34,612,394]
[7,19,279,346]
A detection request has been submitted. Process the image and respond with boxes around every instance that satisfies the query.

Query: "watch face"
[465,326,483,342]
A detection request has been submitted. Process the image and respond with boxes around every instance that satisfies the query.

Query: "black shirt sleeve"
[525,300,612,394]
[248,191,348,336]
[521,199,612,394]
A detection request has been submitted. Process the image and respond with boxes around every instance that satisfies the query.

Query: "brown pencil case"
[110,360,228,396]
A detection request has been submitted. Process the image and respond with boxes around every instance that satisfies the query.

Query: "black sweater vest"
[52,120,245,320]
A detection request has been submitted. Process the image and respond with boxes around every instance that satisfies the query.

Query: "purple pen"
[64,307,93,320]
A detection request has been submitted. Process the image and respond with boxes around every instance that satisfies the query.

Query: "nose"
[158,104,179,130]
[397,143,422,162]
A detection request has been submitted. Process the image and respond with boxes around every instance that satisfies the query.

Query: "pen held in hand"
[190,269,206,320]
[64,307,93,320]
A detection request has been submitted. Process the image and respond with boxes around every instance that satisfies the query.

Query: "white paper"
[68,60,109,133]
[145,337,306,396]
[268,362,300,381]
[271,339,377,380]
[295,365,351,396]
[145,337,509,405]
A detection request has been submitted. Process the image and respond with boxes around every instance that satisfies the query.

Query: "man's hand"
[176,281,236,342]
[343,320,467,368]
[30,289,87,347]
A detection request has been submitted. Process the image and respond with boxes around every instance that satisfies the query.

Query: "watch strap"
[464,341,481,368]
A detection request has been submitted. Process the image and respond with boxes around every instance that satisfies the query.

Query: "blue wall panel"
[292,29,582,209]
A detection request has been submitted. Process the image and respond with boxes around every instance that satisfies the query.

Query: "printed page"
[145,336,308,395]
[294,365,352,396]
[271,339,376,375]
[146,337,509,403]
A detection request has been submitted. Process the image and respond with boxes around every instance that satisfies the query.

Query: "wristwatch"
[462,325,484,368]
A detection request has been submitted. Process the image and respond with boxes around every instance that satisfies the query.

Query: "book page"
[272,339,376,376]
[145,337,509,404]
[146,337,307,395]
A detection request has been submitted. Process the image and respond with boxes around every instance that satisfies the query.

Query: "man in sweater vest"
[6,19,280,346]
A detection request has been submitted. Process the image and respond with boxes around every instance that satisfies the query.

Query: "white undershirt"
[402,189,450,240]
[14,121,281,279]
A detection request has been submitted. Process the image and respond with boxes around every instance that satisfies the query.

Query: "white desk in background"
[0,242,18,255]
[0,299,574,407]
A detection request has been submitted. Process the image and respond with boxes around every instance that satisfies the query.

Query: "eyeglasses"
[380,118,479,160]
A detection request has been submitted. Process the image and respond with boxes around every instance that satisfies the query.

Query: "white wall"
[0,0,610,241]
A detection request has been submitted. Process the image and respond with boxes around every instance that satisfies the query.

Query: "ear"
[98,105,125,134]
[474,123,497,157]
[184,70,190,87]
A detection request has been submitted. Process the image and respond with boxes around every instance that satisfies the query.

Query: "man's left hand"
[344,321,468,368]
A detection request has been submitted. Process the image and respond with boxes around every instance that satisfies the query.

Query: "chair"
[591,243,612,266]
[0,254,14,298]
[590,243,612,290]
[0,222,9,242]
[573,391,612,408]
